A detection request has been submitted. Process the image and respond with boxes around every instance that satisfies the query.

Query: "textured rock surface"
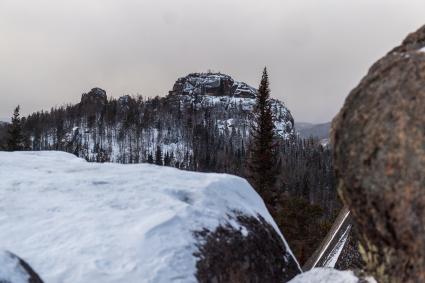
[332,25,425,282]
[169,73,257,98]
[79,87,108,110]
[194,212,301,283]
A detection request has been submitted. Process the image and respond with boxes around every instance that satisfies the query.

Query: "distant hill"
[296,122,331,140]
[21,73,295,166]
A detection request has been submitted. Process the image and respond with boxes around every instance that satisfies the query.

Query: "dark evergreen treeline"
[0,86,339,263]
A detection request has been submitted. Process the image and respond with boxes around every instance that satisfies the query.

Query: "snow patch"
[0,151,297,283]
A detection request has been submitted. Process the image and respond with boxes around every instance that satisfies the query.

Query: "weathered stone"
[193,211,301,283]
[332,25,425,282]
[80,87,107,106]
[169,73,257,98]
[78,88,108,127]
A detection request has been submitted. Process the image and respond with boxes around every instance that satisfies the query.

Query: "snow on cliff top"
[0,151,296,283]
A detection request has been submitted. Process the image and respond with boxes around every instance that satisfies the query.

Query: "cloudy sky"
[1,0,424,122]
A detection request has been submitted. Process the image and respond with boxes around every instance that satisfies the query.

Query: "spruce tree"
[7,105,25,151]
[147,153,154,164]
[164,151,171,166]
[247,67,278,206]
[155,145,163,166]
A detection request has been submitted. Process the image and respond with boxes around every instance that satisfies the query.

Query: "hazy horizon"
[1,0,425,123]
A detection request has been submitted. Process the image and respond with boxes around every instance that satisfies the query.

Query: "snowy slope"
[289,268,377,283]
[0,151,299,283]
[289,268,358,283]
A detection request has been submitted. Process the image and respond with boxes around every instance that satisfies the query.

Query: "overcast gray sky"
[1,0,424,123]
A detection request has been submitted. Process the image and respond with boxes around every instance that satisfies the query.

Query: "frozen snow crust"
[0,151,298,283]
[289,268,358,283]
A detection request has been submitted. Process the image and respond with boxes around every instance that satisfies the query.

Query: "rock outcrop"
[79,87,108,115]
[0,250,44,283]
[80,87,107,106]
[169,73,257,98]
[23,73,296,163]
[0,151,301,283]
[332,25,425,282]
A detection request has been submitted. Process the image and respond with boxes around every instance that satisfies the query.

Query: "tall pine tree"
[155,145,163,166]
[7,105,25,151]
[247,68,278,207]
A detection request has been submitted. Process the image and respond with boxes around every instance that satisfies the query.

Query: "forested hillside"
[1,73,340,262]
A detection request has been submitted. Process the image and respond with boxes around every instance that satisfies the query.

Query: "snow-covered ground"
[0,151,297,283]
[289,268,359,283]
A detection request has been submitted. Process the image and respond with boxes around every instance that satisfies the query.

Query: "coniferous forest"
[0,72,340,263]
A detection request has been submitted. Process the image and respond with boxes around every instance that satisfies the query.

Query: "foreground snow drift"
[0,151,299,283]
[289,268,357,283]
[289,268,376,283]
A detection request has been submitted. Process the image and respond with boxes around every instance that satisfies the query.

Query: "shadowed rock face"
[79,88,108,114]
[332,25,425,283]
[193,212,301,283]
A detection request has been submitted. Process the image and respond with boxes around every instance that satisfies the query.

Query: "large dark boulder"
[0,250,44,283]
[332,25,425,282]
[193,211,301,283]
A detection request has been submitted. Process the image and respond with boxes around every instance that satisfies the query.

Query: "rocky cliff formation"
[22,73,295,166]
[169,73,256,98]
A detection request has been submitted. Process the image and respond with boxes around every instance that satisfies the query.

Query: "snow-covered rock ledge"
[0,151,300,283]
